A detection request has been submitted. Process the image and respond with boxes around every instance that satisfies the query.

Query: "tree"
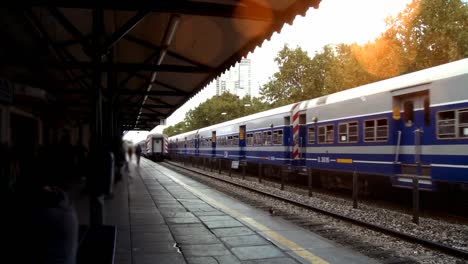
[386,0,468,71]
[164,92,269,136]
[259,45,321,106]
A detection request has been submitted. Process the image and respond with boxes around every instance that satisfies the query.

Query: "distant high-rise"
[216,59,251,97]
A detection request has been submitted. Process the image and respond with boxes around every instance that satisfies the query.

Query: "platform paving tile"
[170,224,212,236]
[132,241,179,254]
[211,227,255,237]
[131,218,166,225]
[180,244,232,257]
[151,195,176,201]
[175,233,221,245]
[158,208,188,214]
[160,211,195,218]
[219,235,270,248]
[183,205,218,212]
[198,215,236,222]
[241,257,300,264]
[204,219,244,229]
[166,217,201,224]
[132,231,175,242]
[231,245,285,261]
[186,255,241,264]
[192,210,225,216]
[153,200,180,205]
[131,224,170,233]
[158,204,187,210]
[133,253,186,264]
[132,233,175,247]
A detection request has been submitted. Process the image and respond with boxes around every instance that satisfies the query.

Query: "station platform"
[93,158,379,264]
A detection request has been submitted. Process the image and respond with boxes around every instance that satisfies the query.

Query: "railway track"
[164,160,468,262]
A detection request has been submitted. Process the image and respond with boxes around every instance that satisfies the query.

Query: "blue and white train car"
[169,59,468,191]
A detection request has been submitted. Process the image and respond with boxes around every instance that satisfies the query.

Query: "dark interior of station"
[0,1,320,263]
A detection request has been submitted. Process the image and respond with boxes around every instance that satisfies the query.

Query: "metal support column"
[90,9,105,226]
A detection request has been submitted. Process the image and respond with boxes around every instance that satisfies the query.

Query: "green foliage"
[163,92,269,136]
[385,0,468,71]
[163,121,189,137]
[260,0,468,107]
[166,0,468,136]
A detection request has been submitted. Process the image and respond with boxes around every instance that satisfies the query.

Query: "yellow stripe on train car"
[336,158,353,164]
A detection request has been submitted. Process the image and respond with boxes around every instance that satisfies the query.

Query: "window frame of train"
[263,130,272,145]
[308,126,315,144]
[338,121,359,143]
[436,108,468,139]
[232,135,239,146]
[254,132,263,145]
[246,133,254,146]
[364,118,388,142]
[318,124,334,144]
[272,129,283,145]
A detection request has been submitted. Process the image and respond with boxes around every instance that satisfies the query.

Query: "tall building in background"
[216,59,251,98]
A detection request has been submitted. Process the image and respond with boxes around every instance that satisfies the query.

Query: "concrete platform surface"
[101,158,379,264]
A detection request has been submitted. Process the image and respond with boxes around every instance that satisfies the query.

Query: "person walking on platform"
[127,146,133,163]
[135,144,142,166]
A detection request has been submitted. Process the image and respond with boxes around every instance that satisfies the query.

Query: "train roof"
[147,133,167,138]
[169,58,468,140]
[169,103,294,139]
[323,58,468,105]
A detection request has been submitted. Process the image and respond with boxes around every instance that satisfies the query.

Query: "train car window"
[349,122,358,142]
[376,120,388,141]
[263,131,272,145]
[247,133,253,146]
[437,110,456,139]
[364,120,375,141]
[233,135,239,146]
[227,136,233,146]
[459,110,468,138]
[364,119,388,142]
[273,129,283,145]
[254,132,262,145]
[424,97,431,126]
[318,125,334,144]
[338,124,347,142]
[308,127,315,144]
[404,101,414,127]
[326,125,334,143]
[338,122,358,143]
[318,126,325,143]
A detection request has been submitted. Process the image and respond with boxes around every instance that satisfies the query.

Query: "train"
[168,59,468,192]
[144,133,168,161]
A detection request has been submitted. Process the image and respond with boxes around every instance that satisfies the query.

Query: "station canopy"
[0,1,320,130]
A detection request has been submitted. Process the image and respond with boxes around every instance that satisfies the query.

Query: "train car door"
[211,131,216,158]
[393,89,432,184]
[239,125,246,159]
[195,133,200,156]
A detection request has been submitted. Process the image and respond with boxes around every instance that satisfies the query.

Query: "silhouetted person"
[112,137,125,183]
[127,146,133,163]
[135,144,142,166]
[4,143,78,264]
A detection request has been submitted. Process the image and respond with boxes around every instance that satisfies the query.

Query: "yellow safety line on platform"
[164,172,329,264]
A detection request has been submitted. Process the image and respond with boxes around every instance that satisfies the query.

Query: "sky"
[124,0,412,143]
